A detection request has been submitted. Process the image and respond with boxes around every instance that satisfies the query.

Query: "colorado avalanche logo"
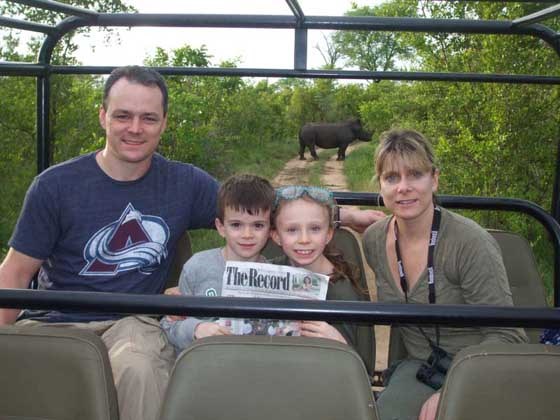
[80,203,170,276]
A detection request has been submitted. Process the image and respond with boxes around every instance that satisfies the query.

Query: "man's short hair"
[103,66,168,115]
[217,174,275,222]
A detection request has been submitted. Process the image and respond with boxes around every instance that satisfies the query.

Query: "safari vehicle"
[2,1,560,419]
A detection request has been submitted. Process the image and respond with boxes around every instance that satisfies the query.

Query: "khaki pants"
[17,315,176,420]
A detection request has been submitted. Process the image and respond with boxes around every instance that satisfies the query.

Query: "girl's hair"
[323,242,360,290]
[272,192,360,290]
[374,128,437,181]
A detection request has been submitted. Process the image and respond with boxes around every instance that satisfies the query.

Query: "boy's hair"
[217,174,275,222]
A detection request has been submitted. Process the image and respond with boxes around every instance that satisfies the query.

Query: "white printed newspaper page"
[218,261,329,336]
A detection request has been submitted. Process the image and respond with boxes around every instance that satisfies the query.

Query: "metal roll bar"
[0,289,559,328]
[2,0,560,325]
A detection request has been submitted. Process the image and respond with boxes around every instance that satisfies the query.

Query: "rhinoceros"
[298,119,372,161]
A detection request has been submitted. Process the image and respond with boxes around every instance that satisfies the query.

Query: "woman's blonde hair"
[374,128,437,181]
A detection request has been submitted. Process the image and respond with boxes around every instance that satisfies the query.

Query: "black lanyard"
[394,206,442,344]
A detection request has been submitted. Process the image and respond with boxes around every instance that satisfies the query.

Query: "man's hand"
[194,322,232,339]
[419,392,441,420]
[340,208,386,233]
[300,321,347,344]
[0,248,42,325]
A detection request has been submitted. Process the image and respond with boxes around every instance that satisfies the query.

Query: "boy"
[161,174,274,350]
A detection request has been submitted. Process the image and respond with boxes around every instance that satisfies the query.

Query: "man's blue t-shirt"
[9,152,219,322]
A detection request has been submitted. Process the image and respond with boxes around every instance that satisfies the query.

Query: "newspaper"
[217,261,329,336]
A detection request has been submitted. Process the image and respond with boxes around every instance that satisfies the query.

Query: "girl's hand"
[300,321,347,344]
[194,322,232,339]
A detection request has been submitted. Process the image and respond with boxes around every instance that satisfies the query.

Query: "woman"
[363,129,527,420]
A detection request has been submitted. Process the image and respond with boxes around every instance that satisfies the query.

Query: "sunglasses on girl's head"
[274,185,335,207]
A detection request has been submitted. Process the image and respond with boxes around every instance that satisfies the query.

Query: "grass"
[308,149,337,186]
[190,229,225,254]
[217,138,299,182]
[344,142,377,194]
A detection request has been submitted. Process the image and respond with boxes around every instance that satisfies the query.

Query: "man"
[0,66,219,420]
[0,65,383,420]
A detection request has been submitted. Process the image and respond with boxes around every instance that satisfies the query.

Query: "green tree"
[0,1,134,252]
[315,33,343,69]
[404,2,560,290]
[332,0,418,71]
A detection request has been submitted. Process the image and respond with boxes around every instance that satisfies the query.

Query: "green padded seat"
[0,326,119,420]
[489,230,548,343]
[437,343,560,420]
[490,230,547,308]
[160,335,378,420]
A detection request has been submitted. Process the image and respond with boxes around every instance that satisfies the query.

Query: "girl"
[362,129,527,420]
[271,185,365,346]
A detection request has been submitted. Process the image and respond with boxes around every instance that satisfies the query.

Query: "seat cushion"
[160,335,377,420]
[437,343,560,420]
[0,326,118,420]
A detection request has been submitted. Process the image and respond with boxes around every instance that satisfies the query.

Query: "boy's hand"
[163,286,186,321]
[164,286,180,296]
[340,208,386,233]
[194,322,232,339]
[300,321,347,344]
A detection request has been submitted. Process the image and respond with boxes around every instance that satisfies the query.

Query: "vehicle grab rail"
[0,289,559,329]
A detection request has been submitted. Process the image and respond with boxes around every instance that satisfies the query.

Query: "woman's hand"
[419,392,441,420]
[300,321,347,344]
[194,322,232,339]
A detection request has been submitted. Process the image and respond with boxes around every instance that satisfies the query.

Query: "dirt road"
[272,143,390,372]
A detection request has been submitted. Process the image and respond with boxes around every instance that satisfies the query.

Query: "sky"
[73,0,381,70]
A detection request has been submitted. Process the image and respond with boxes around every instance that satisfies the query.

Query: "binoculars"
[416,345,453,390]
